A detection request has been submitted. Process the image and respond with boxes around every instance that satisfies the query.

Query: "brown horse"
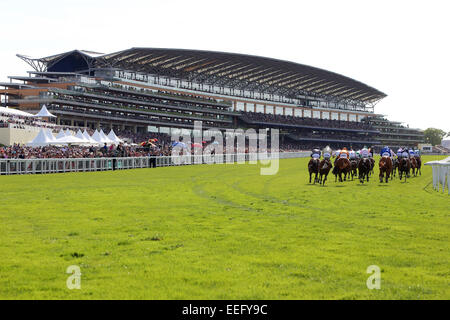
[350,159,358,180]
[358,157,371,183]
[336,157,351,182]
[410,157,418,177]
[398,157,410,181]
[392,157,399,178]
[415,156,422,176]
[308,158,320,184]
[369,157,375,176]
[379,156,393,183]
[318,158,332,186]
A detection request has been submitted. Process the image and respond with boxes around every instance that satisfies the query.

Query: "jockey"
[408,148,415,158]
[397,147,403,158]
[349,149,356,160]
[414,149,421,158]
[322,146,332,159]
[380,146,391,157]
[335,149,341,158]
[360,147,369,158]
[311,147,321,159]
[339,147,349,159]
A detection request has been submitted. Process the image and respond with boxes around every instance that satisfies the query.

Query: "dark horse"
[410,156,418,177]
[335,157,351,182]
[392,157,399,178]
[369,157,375,176]
[358,157,371,183]
[415,156,422,176]
[350,159,358,180]
[398,157,410,182]
[308,158,320,184]
[318,158,332,186]
[379,156,393,183]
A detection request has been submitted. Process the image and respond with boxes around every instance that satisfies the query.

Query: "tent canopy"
[33,105,56,118]
[26,128,54,147]
[0,106,34,117]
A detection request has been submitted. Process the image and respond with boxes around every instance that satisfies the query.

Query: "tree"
[423,128,446,146]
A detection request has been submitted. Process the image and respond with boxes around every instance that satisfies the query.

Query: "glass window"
[275,107,284,115]
[285,107,292,116]
[313,111,321,118]
[236,102,245,111]
[294,108,302,117]
[331,112,339,120]
[349,114,357,122]
[246,103,255,112]
[256,104,264,113]
[304,110,311,118]
[266,105,274,114]
[322,112,330,119]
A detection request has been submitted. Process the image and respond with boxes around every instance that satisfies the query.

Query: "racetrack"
[0,155,448,299]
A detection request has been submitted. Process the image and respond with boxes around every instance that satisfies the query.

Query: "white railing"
[0,151,310,175]
[425,156,450,195]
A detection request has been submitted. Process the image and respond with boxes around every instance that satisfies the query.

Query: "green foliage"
[424,128,446,146]
[0,156,448,299]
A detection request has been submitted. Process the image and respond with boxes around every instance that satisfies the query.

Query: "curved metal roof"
[22,48,387,104]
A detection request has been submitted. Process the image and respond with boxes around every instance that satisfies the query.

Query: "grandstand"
[0,48,423,150]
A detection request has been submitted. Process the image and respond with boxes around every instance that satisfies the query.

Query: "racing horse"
[308,157,320,184]
[392,157,399,178]
[410,156,418,177]
[415,156,422,176]
[335,157,351,182]
[398,157,411,181]
[379,156,393,183]
[318,158,332,186]
[358,157,371,183]
[369,157,375,176]
[350,158,358,180]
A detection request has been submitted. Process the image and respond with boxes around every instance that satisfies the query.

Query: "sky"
[0,0,448,132]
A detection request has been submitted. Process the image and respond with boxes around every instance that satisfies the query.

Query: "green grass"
[0,155,448,299]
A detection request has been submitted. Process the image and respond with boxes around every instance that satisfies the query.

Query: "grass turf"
[0,155,448,299]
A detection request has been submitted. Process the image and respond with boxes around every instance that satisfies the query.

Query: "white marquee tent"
[26,128,54,147]
[0,106,34,117]
[107,129,123,144]
[56,129,66,139]
[33,105,56,118]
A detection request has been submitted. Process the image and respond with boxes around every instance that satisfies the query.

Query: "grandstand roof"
[19,48,387,104]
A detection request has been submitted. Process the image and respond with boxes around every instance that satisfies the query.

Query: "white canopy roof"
[44,128,56,141]
[82,130,100,145]
[107,129,123,144]
[99,129,114,144]
[33,105,56,118]
[54,135,87,145]
[0,106,34,117]
[75,129,89,142]
[92,129,113,144]
[26,128,54,147]
[56,129,66,139]
[65,129,73,136]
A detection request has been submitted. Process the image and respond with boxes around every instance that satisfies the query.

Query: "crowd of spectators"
[240,112,374,131]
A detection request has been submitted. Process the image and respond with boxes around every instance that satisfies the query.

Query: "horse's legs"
[379,170,383,183]
[309,171,312,183]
